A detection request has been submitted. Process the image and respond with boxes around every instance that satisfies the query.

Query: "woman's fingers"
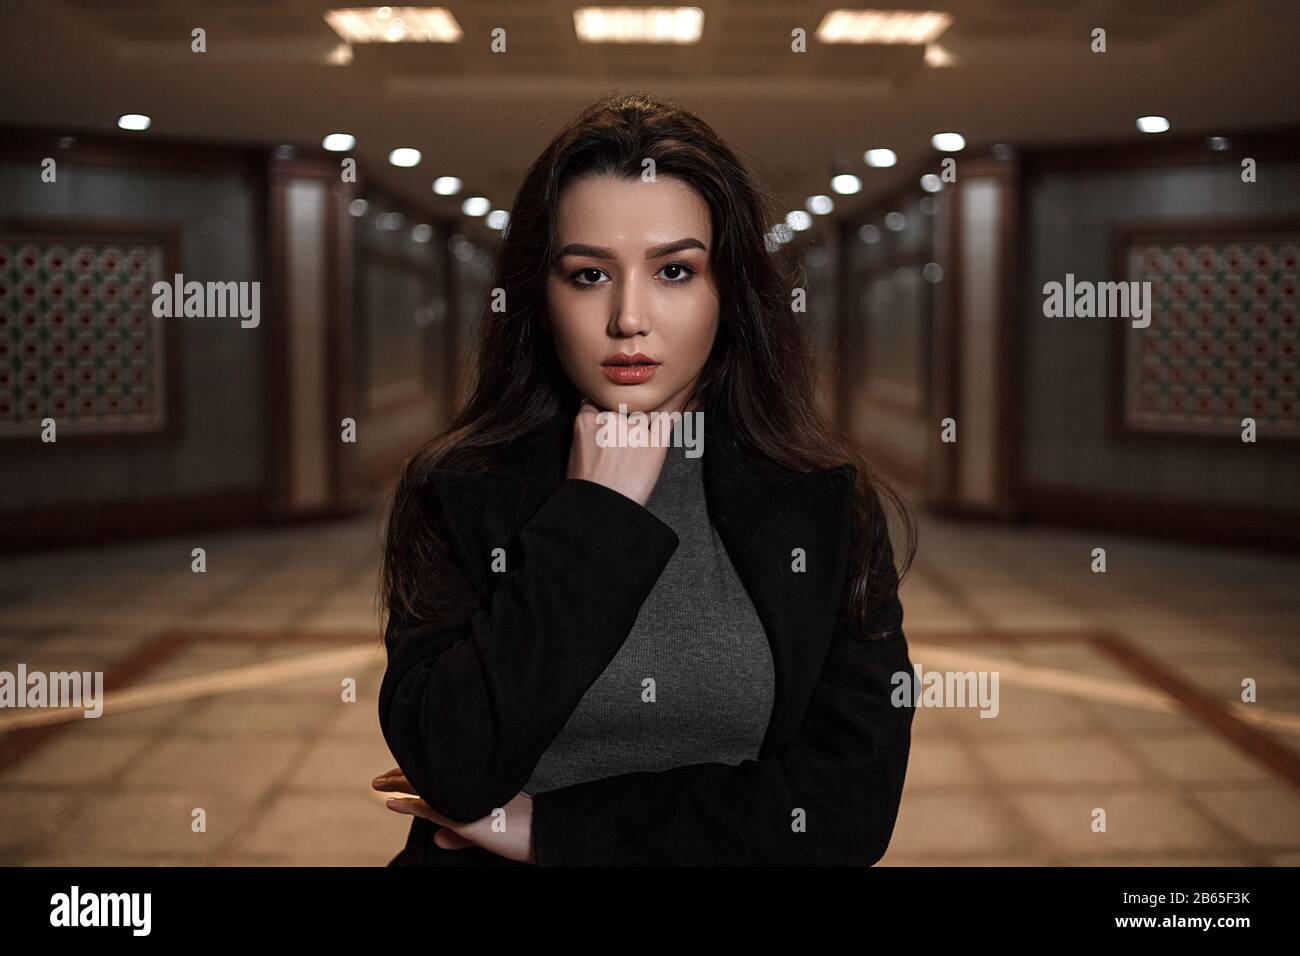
[384,796,456,826]
[433,828,475,850]
[371,770,416,794]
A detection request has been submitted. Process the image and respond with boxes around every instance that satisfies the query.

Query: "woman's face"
[545,172,720,415]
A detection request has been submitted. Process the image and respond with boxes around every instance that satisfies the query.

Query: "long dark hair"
[381,91,915,637]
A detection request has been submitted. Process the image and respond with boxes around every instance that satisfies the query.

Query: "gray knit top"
[521,428,777,796]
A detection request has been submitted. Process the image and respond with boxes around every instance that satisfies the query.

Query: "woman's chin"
[585,388,663,414]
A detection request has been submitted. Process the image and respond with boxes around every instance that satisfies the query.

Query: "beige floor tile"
[886,792,1028,857]
[31,787,258,860]
[1183,785,1300,849]
[179,690,343,737]
[902,738,986,790]
[976,735,1156,786]
[133,644,268,683]
[226,787,409,861]
[969,685,1100,737]
[119,737,306,794]
[285,734,398,792]
[1073,698,1204,736]
[1009,790,1241,856]
[1124,733,1277,785]
[0,787,84,856]
[0,731,153,786]
[92,700,206,735]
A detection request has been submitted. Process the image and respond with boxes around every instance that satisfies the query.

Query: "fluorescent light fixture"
[433,176,462,196]
[864,148,897,168]
[1136,115,1170,133]
[324,7,463,43]
[462,196,490,217]
[322,133,355,151]
[920,173,942,193]
[831,173,862,194]
[806,195,834,215]
[486,209,510,230]
[816,9,952,44]
[388,147,422,167]
[931,131,965,151]
[574,6,704,44]
[786,210,812,232]
[117,114,151,131]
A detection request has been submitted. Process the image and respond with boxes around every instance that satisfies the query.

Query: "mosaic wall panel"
[1121,233,1298,436]
[0,233,171,436]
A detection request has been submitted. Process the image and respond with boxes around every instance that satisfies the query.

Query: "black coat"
[378,409,914,865]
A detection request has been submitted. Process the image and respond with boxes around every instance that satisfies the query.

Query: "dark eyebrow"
[555,237,708,262]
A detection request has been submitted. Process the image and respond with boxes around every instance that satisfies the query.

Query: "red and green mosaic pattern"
[0,240,167,435]
[1126,240,1298,436]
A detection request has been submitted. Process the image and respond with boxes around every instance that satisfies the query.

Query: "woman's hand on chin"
[372,768,536,864]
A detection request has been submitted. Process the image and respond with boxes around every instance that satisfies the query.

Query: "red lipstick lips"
[601,351,661,385]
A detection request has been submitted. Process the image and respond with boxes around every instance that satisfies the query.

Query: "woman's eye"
[570,267,606,287]
[659,262,695,283]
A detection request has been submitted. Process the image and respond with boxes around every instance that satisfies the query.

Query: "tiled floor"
[0,507,1297,866]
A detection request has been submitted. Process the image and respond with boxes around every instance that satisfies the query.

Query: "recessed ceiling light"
[864,148,897,168]
[348,199,369,217]
[1136,115,1170,134]
[388,147,422,167]
[117,114,150,131]
[461,196,490,217]
[816,9,952,44]
[325,43,353,64]
[920,173,942,193]
[433,176,462,196]
[786,210,813,232]
[931,132,965,152]
[324,7,463,43]
[574,6,704,44]
[412,223,433,243]
[885,211,906,232]
[1206,136,1231,151]
[486,210,510,230]
[831,173,862,194]
[806,195,834,215]
[859,224,880,244]
[322,133,355,152]
[924,43,955,66]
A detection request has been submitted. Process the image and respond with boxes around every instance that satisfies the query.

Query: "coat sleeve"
[378,474,680,824]
[529,519,914,866]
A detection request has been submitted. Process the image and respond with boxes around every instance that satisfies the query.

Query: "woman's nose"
[609,277,653,337]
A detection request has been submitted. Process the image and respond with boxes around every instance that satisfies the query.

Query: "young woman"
[373,91,916,866]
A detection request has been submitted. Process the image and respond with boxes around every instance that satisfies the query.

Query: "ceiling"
[0,0,1297,238]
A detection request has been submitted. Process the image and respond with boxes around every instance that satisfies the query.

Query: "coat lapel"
[428,410,855,757]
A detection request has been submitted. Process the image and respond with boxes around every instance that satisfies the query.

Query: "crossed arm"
[377,472,913,865]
